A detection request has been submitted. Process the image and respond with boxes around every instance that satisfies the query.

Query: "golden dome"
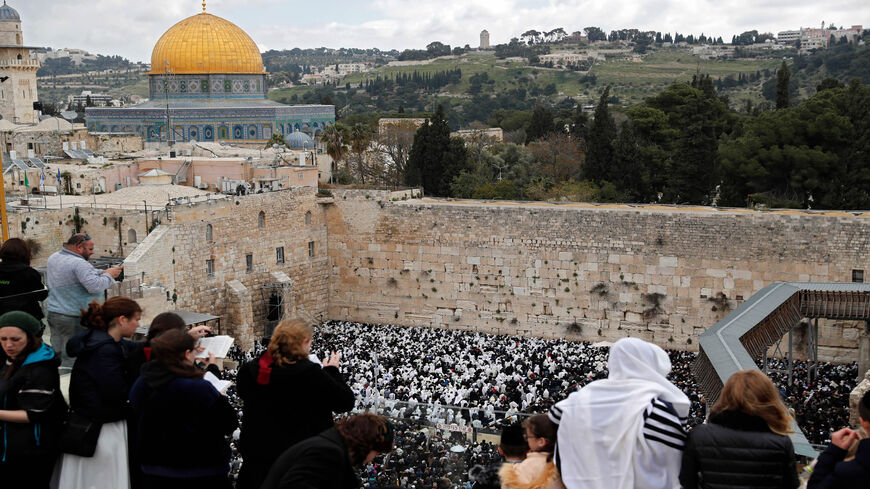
[149,12,264,75]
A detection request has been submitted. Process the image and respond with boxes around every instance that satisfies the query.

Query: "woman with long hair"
[55,296,144,489]
[680,369,799,489]
[499,414,565,489]
[236,319,355,489]
[0,311,67,488]
[0,238,48,319]
[260,413,395,489]
[129,329,237,489]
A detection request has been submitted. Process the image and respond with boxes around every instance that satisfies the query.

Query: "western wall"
[325,190,869,362]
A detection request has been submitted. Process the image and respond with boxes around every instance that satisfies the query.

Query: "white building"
[777,30,800,44]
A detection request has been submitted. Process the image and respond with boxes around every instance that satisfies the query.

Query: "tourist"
[45,233,122,368]
[235,318,355,489]
[499,414,564,489]
[807,390,870,488]
[129,329,238,489]
[468,421,527,489]
[55,296,143,489]
[0,311,67,488]
[680,369,799,489]
[260,413,395,489]
[0,237,48,320]
[549,337,690,489]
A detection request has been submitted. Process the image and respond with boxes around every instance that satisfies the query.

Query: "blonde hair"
[711,369,793,435]
[268,319,313,366]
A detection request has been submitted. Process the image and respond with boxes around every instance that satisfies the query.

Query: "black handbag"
[58,410,102,457]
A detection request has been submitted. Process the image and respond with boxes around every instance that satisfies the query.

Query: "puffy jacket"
[129,360,238,478]
[0,260,48,320]
[67,328,142,423]
[679,410,799,489]
[807,438,870,489]
[0,343,67,462]
[236,354,355,463]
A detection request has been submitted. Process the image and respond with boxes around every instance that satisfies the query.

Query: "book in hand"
[204,371,232,394]
[195,335,234,359]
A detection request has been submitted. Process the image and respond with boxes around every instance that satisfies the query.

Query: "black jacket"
[680,410,799,489]
[260,427,359,489]
[67,328,142,423]
[129,360,238,478]
[807,438,870,489]
[0,260,48,319]
[236,355,355,463]
[0,343,67,462]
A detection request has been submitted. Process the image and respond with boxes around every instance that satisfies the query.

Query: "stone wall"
[9,205,150,266]
[124,188,329,348]
[326,195,870,361]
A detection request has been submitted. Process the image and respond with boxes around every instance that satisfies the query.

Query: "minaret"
[0,1,39,124]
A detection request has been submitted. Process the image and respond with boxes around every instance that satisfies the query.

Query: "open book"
[195,335,234,359]
[204,371,232,394]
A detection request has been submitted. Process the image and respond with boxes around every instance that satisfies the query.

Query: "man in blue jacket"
[45,233,121,368]
[808,390,870,488]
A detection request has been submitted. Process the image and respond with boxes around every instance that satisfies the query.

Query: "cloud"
[13,0,870,61]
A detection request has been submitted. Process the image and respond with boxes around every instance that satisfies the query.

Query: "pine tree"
[583,86,617,184]
[775,60,790,109]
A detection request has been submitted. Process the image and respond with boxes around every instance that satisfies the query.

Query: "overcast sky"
[13,0,869,62]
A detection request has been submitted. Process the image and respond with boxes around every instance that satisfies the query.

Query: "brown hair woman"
[680,369,799,489]
[129,329,238,489]
[55,296,143,489]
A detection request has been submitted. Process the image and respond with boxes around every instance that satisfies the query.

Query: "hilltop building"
[86,4,335,145]
[0,1,38,124]
[480,30,490,49]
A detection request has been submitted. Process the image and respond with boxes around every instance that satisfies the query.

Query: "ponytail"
[80,296,142,331]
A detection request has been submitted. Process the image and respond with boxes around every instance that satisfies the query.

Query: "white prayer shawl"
[554,338,690,489]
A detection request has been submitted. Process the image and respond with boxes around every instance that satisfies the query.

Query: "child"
[499,414,565,489]
[468,422,527,489]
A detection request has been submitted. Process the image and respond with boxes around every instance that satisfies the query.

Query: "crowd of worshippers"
[0,290,868,488]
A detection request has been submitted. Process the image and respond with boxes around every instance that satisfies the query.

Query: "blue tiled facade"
[86,74,335,143]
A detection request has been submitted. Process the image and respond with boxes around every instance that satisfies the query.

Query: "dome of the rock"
[149,12,264,75]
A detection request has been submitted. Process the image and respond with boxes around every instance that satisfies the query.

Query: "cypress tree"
[584,86,617,184]
[776,60,790,109]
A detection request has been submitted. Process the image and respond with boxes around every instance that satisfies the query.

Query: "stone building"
[0,1,38,124]
[480,30,490,50]
[86,4,335,144]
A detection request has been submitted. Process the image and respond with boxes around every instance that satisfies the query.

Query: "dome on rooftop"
[0,2,21,21]
[286,131,314,150]
[149,11,264,75]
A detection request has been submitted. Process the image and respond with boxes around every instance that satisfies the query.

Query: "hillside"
[268,48,781,128]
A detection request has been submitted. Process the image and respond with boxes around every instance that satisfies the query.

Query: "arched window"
[206,224,213,242]
[258,211,265,229]
[305,211,311,226]
[128,229,137,243]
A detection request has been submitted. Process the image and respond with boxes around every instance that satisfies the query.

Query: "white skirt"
[53,419,130,489]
